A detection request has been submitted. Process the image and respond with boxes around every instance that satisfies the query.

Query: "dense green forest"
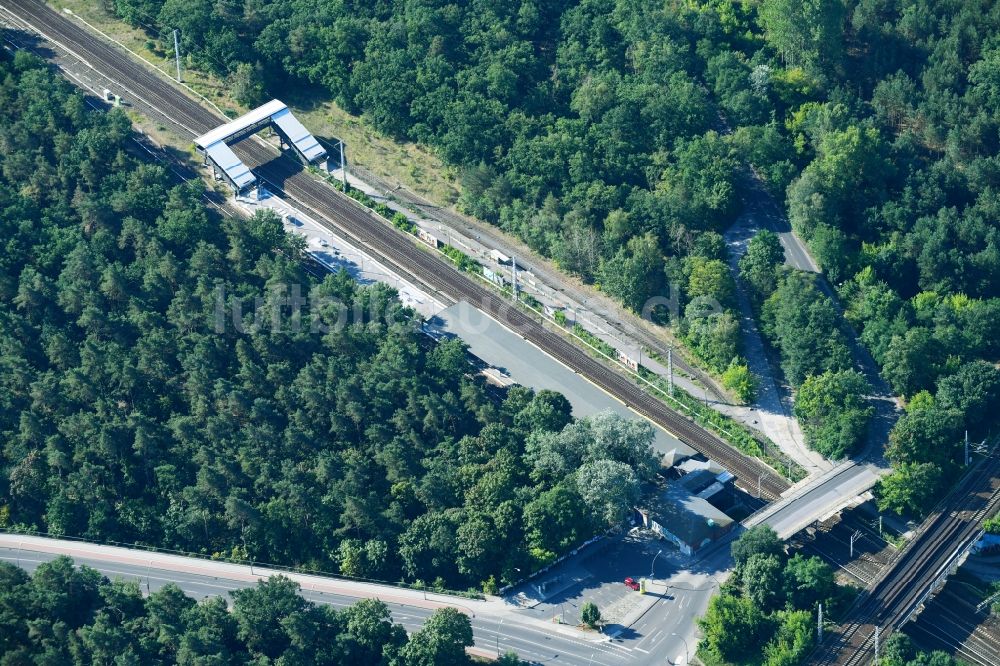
[109,0,748,377]
[0,50,660,591]
[0,556,508,665]
[104,1,1000,506]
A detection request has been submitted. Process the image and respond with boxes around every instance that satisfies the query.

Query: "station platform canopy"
[271,106,326,162]
[202,141,255,191]
[194,99,328,193]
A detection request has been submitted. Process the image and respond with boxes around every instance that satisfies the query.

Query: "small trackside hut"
[193,99,328,196]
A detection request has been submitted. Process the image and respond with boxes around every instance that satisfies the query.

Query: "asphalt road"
[0,543,631,665]
[0,535,709,665]
[737,169,899,466]
[739,171,819,274]
[427,301,697,459]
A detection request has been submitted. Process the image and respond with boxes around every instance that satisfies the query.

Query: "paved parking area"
[504,530,730,664]
[510,532,688,627]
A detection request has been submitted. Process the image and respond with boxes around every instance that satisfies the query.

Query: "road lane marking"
[0,555,45,564]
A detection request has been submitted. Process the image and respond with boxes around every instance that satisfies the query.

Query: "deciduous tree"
[794,370,873,458]
[575,459,640,527]
[400,607,473,666]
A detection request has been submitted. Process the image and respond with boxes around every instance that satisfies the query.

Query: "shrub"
[580,601,602,628]
[722,359,757,404]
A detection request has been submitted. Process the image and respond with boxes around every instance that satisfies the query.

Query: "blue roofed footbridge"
[194,99,327,194]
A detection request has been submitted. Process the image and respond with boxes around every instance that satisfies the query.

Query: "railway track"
[907,586,1000,666]
[350,162,731,402]
[1,0,791,500]
[813,452,1000,665]
[795,512,894,587]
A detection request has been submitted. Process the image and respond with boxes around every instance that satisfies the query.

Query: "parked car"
[624,577,640,591]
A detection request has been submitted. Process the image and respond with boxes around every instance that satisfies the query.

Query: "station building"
[640,452,737,555]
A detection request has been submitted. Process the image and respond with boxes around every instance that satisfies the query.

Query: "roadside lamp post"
[650,549,663,579]
[495,617,504,656]
[670,633,690,664]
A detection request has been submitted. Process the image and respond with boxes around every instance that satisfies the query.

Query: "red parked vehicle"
[624,577,640,591]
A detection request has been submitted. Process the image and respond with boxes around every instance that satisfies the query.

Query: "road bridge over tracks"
[744,462,886,540]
